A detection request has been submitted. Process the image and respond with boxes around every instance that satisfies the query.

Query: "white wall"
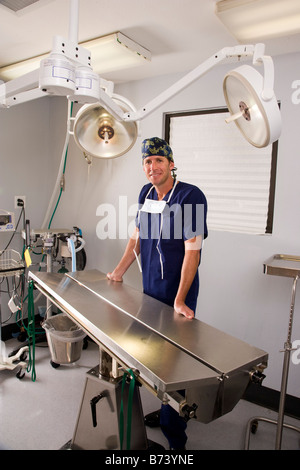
[1,51,299,398]
[0,97,54,324]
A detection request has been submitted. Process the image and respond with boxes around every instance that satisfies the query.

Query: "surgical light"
[72,96,138,159]
[223,64,281,147]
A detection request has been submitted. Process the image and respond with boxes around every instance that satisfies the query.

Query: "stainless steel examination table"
[29,269,268,450]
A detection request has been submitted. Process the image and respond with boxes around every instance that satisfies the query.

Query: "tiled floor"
[0,337,299,451]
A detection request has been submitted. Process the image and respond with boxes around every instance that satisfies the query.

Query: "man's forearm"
[107,230,140,281]
[174,236,202,319]
[175,248,200,305]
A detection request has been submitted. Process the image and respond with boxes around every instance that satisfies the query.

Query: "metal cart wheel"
[50,360,60,368]
[16,368,25,380]
[19,351,27,362]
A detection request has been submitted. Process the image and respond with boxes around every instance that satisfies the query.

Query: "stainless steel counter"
[29,269,268,423]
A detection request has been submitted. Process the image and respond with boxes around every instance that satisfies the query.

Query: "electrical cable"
[42,100,73,230]
[14,101,82,374]
[32,99,74,312]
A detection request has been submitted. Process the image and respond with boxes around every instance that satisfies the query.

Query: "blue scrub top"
[136,181,208,312]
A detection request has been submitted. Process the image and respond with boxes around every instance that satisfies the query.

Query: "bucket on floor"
[42,314,86,364]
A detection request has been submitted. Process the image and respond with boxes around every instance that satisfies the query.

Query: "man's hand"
[107,271,123,282]
[174,299,194,319]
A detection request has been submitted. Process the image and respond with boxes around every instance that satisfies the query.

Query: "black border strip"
[243,383,300,420]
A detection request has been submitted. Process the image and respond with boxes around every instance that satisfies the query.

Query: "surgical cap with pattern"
[141,137,174,162]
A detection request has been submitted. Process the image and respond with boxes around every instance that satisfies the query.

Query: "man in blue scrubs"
[107,137,208,449]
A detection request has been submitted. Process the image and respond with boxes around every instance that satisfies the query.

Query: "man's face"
[143,155,174,187]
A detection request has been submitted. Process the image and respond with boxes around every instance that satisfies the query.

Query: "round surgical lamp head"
[73,97,138,159]
[223,65,281,148]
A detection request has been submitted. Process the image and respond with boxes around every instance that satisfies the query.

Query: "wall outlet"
[14,196,26,209]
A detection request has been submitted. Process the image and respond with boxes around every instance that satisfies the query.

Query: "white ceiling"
[0,0,300,84]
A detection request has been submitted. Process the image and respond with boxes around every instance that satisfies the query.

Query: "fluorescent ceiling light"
[0,32,151,81]
[215,0,300,42]
[0,0,39,12]
[86,32,151,75]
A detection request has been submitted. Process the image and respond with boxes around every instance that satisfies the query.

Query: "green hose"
[119,369,136,450]
[48,187,63,229]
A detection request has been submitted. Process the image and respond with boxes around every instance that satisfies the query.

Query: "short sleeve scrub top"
[136,180,208,313]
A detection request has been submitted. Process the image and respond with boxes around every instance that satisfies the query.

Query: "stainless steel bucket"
[42,314,86,364]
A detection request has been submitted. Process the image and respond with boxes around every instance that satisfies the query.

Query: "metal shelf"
[0,249,25,277]
[263,254,300,278]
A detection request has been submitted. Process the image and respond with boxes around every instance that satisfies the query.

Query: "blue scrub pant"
[160,404,187,449]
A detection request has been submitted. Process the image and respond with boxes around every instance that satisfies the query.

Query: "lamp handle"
[260,56,275,101]
[68,116,75,136]
[253,43,274,101]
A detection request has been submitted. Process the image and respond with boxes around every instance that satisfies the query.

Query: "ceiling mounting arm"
[121,45,257,121]
[0,0,281,150]
[0,0,270,112]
